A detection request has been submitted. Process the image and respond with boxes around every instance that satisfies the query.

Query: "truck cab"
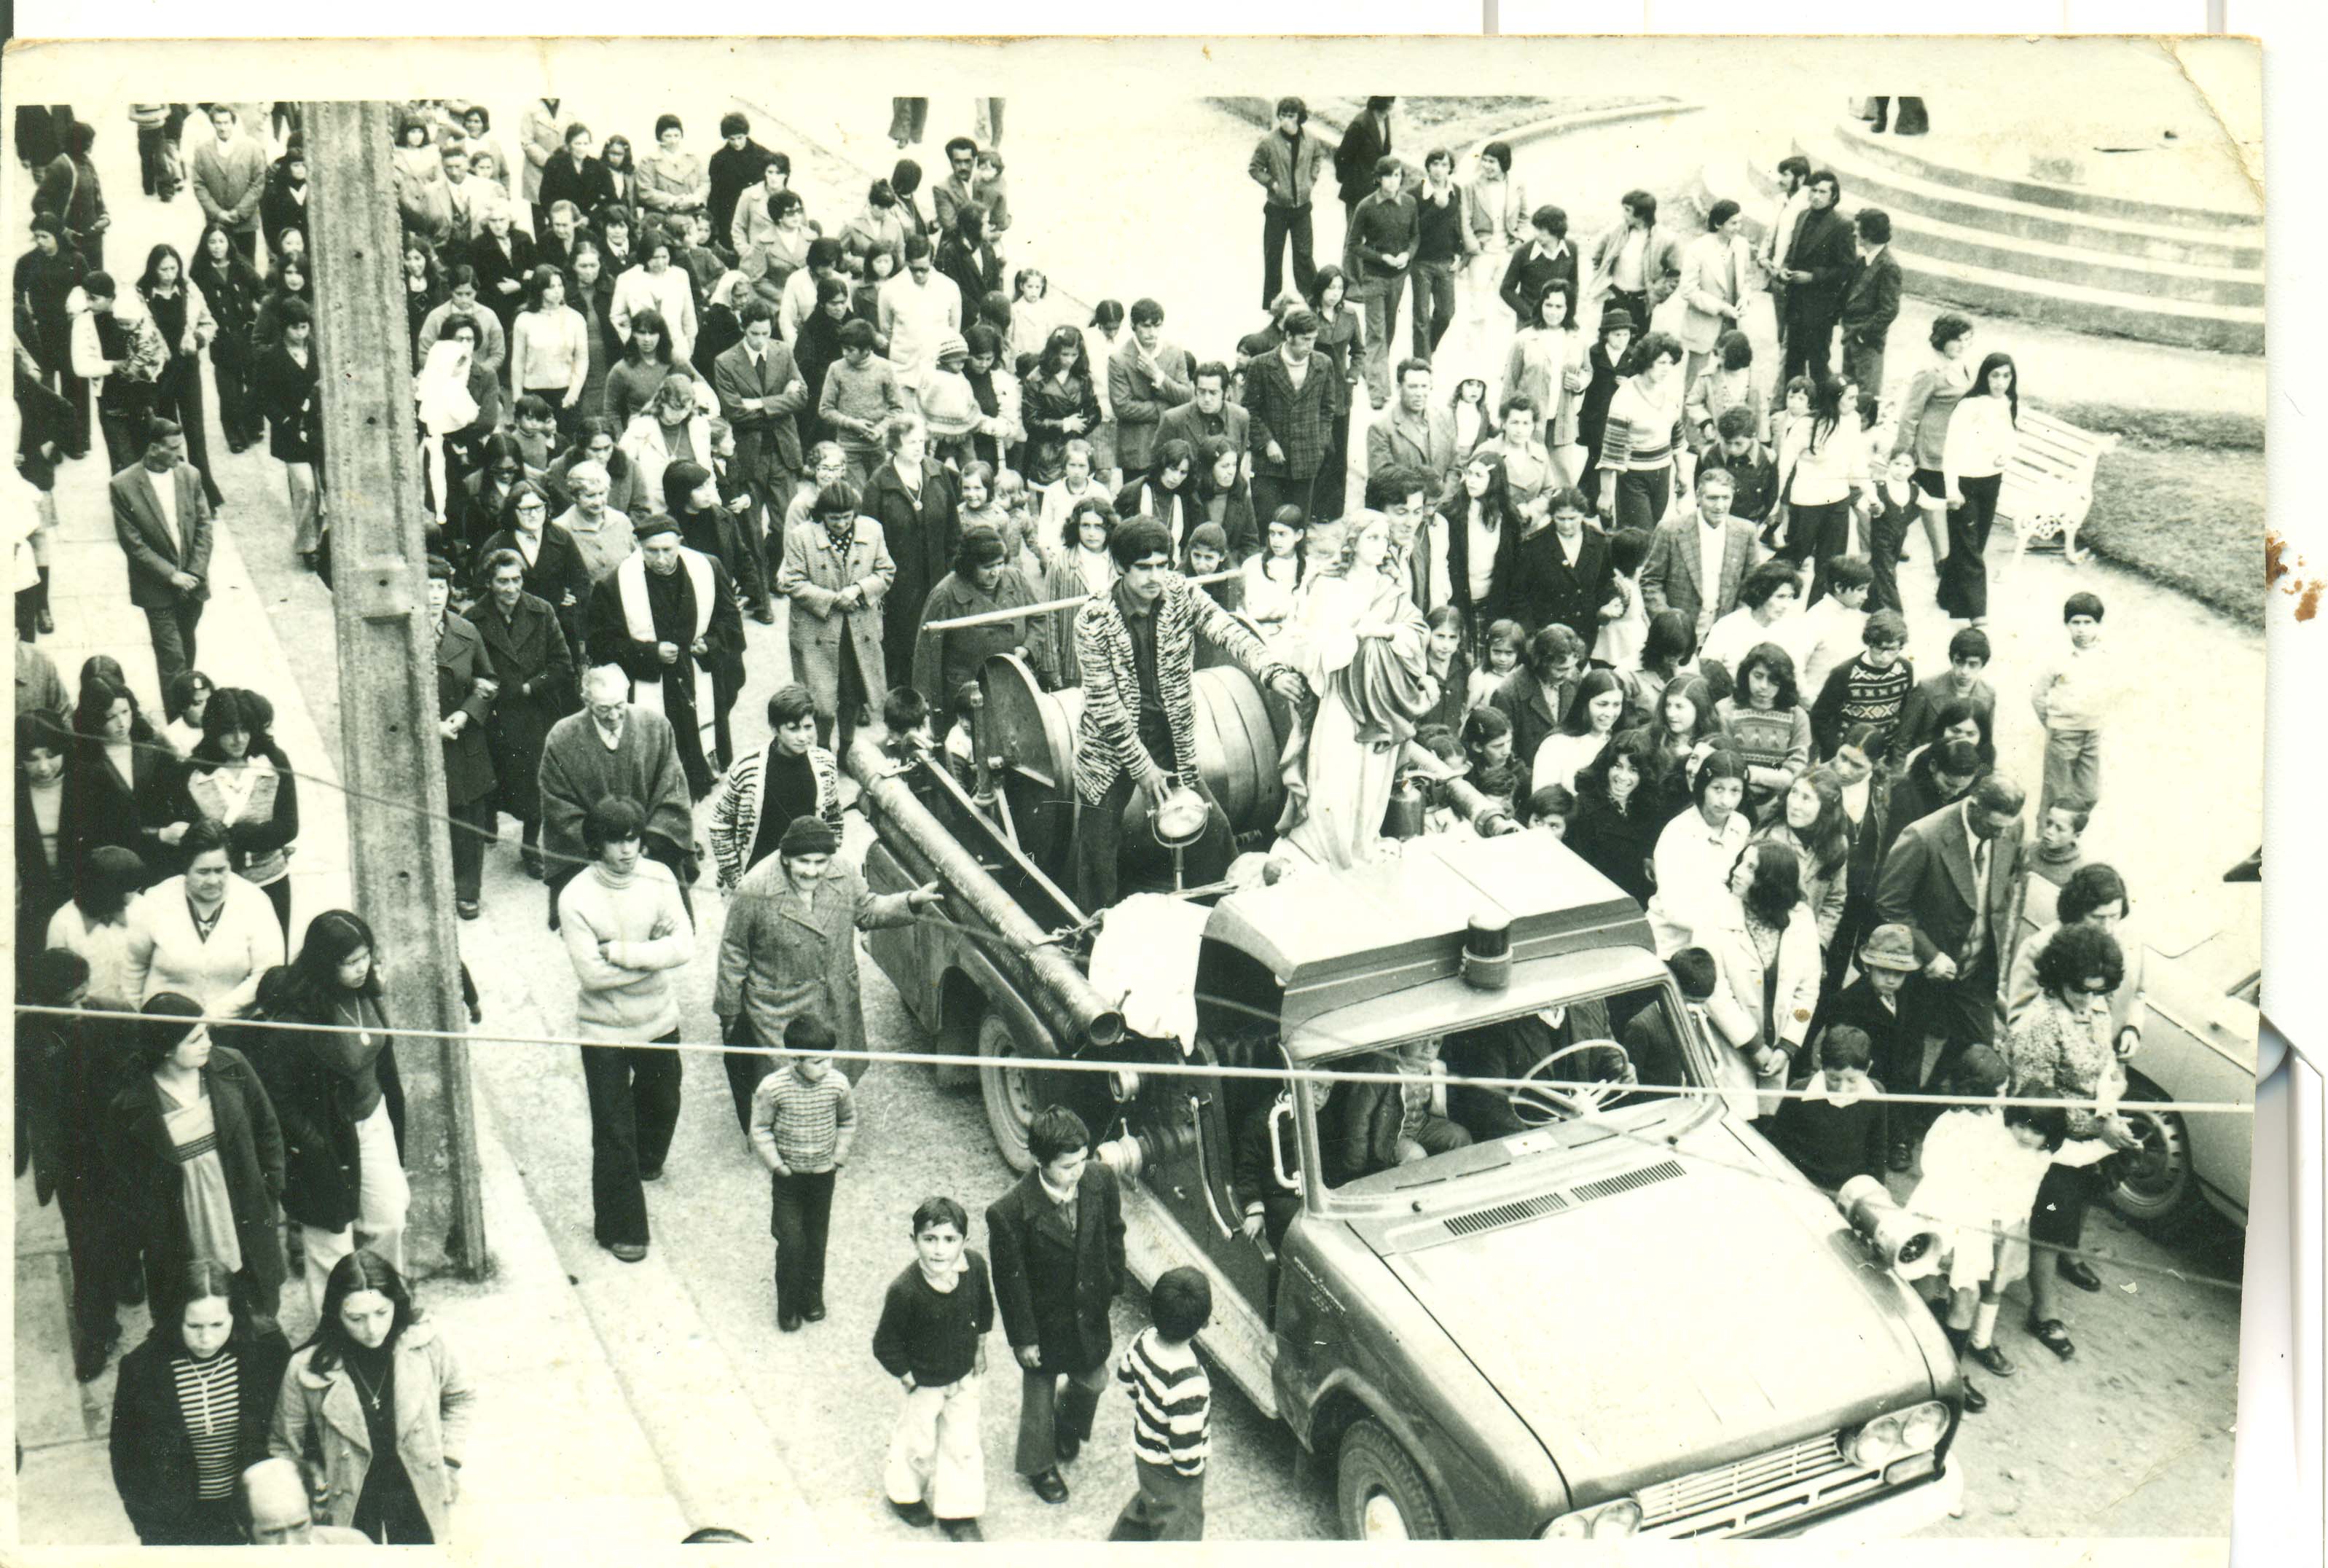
[1076,831,1964,1541]
[848,673,1964,1542]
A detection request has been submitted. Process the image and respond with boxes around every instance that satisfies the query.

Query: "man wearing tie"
[1774,170,1858,392]
[713,299,810,622]
[1873,772,2026,1147]
[1638,467,1755,646]
[107,418,212,688]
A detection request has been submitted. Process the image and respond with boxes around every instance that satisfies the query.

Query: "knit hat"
[1859,923,1921,973]
[933,331,969,363]
[1598,302,1636,337]
[633,512,683,541]
[777,815,839,858]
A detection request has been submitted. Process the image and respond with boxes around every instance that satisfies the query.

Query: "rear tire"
[979,1014,1038,1172]
[1336,1419,1446,1541]
[2107,1078,2200,1234]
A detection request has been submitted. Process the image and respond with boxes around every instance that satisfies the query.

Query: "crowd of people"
[14,87,2155,1542]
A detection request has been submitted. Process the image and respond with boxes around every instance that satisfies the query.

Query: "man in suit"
[1838,208,1903,401]
[1332,96,1396,219]
[989,1107,1128,1505]
[1676,200,1751,390]
[1243,310,1342,534]
[1638,466,1756,646]
[1107,299,1194,482]
[1070,520,1302,912]
[1873,772,2026,1105]
[1155,363,1250,471]
[1365,358,1457,498]
[712,299,809,619]
[1585,189,1685,336]
[1774,170,1857,391]
[109,418,212,689]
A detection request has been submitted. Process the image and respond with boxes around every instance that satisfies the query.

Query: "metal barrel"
[846,734,1127,1051]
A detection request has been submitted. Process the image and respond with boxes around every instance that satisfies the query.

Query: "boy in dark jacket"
[873,1194,995,1542]
[1765,1024,1887,1191]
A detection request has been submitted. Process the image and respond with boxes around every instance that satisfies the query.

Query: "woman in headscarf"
[174,687,299,943]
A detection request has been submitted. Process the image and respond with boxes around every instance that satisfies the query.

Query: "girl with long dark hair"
[262,909,410,1313]
[1704,839,1822,1118]
[109,1259,290,1545]
[271,1249,474,1544]
[136,243,225,508]
[1020,324,1101,487]
[189,222,264,451]
[1938,351,2020,627]
[1567,726,1664,905]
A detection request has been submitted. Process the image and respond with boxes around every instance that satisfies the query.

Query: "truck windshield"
[1306,977,1706,1193]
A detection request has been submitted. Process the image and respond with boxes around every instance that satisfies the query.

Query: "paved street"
[12,79,2251,1545]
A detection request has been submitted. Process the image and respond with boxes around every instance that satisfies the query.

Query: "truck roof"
[1203,834,1657,1040]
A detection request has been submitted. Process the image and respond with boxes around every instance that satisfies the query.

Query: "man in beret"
[713,812,942,1132]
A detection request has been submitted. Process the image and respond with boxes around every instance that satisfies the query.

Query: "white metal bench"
[1999,408,2118,569]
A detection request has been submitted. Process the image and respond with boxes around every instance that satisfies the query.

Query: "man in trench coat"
[777,492,895,754]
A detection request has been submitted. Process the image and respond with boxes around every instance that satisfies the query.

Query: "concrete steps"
[1831,120,2260,235]
[1696,130,2262,356]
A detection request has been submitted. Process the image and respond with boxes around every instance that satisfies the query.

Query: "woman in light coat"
[1702,839,1823,1120]
[777,479,898,752]
[272,1249,474,1545]
[618,371,713,509]
[608,231,699,366]
[1675,200,1752,390]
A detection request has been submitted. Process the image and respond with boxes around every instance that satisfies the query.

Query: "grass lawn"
[2076,435,2262,630]
[1211,95,1662,144]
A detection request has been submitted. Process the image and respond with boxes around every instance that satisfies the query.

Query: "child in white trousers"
[871,1195,995,1542]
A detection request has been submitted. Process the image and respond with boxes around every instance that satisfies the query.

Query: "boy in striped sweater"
[1108,1266,1213,1542]
[749,1014,857,1330]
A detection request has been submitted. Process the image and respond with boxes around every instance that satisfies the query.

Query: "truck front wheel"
[979,1014,1038,1173]
[1336,1419,1446,1540]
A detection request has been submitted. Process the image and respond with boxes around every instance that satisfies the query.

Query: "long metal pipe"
[847,735,1127,1051]
[919,568,1242,633]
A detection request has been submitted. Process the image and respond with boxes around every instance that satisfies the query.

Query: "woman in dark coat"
[1565,726,1665,906]
[35,119,109,270]
[863,415,962,689]
[253,912,411,1312]
[791,274,853,447]
[252,296,325,568]
[469,544,576,877]
[934,205,1003,317]
[430,560,500,918]
[19,948,138,1382]
[109,1259,291,1545]
[189,221,264,452]
[13,213,90,455]
[469,480,589,639]
[108,994,287,1325]
[1019,324,1102,487]
[63,675,181,890]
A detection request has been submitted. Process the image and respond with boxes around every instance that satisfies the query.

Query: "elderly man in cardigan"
[1070,519,1304,912]
[537,663,697,928]
[585,514,743,799]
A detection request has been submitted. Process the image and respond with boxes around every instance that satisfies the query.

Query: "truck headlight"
[1540,1498,1642,1539]
[1844,1400,1950,1468]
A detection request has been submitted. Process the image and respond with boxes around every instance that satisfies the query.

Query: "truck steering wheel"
[1509,1039,1634,1125]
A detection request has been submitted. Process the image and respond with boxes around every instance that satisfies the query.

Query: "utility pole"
[307,100,488,1279]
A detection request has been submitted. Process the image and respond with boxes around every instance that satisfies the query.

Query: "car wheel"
[1336,1419,1446,1541]
[979,1014,1038,1173]
[2107,1081,2199,1232]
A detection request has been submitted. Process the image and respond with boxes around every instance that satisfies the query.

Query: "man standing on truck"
[987,1108,1126,1507]
[1071,518,1305,910]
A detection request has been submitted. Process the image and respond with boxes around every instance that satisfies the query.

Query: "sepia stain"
[2265,531,2320,622]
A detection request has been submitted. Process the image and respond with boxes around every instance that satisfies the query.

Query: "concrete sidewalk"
[4,120,742,1551]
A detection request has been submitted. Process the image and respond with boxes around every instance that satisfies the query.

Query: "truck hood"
[1371,1126,1940,1497]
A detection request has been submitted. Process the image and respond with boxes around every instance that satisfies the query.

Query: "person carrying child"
[872,1194,995,1542]
[1108,1266,1214,1542]
[1907,1044,2058,1414]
